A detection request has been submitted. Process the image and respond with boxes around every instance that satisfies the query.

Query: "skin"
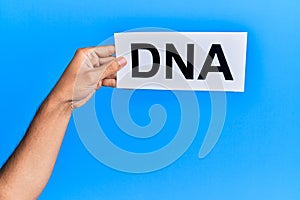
[0,45,127,200]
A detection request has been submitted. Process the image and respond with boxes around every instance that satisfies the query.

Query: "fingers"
[101,57,127,79]
[96,78,116,89]
[93,45,115,57]
[99,56,115,65]
[102,79,116,87]
[95,57,126,89]
[105,73,116,79]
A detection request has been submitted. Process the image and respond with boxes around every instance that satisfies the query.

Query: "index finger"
[93,45,115,58]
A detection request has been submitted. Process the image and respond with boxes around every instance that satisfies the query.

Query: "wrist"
[46,90,73,115]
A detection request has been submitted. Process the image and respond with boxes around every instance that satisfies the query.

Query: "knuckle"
[75,47,90,56]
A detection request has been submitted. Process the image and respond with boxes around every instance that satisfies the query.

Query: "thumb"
[100,57,127,79]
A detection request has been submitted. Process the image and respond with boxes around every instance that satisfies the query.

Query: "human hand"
[51,45,127,109]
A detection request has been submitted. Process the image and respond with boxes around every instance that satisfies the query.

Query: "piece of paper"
[115,32,247,92]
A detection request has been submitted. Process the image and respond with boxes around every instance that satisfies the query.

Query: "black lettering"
[166,44,194,79]
[131,43,160,78]
[198,44,233,80]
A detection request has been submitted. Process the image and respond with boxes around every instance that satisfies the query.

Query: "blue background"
[1,0,299,199]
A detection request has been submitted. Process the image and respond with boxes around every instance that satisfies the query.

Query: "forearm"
[0,90,72,199]
[0,46,125,199]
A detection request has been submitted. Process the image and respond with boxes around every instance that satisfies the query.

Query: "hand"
[0,45,127,199]
[52,45,127,108]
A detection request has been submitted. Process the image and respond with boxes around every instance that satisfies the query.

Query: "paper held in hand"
[115,32,247,92]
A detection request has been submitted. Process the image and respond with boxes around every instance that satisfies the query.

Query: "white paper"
[115,32,247,92]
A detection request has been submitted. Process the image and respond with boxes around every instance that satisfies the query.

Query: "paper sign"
[115,32,247,92]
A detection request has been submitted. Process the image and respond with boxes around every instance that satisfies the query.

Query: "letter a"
[198,44,233,80]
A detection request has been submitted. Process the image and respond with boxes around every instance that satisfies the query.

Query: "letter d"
[131,43,160,78]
